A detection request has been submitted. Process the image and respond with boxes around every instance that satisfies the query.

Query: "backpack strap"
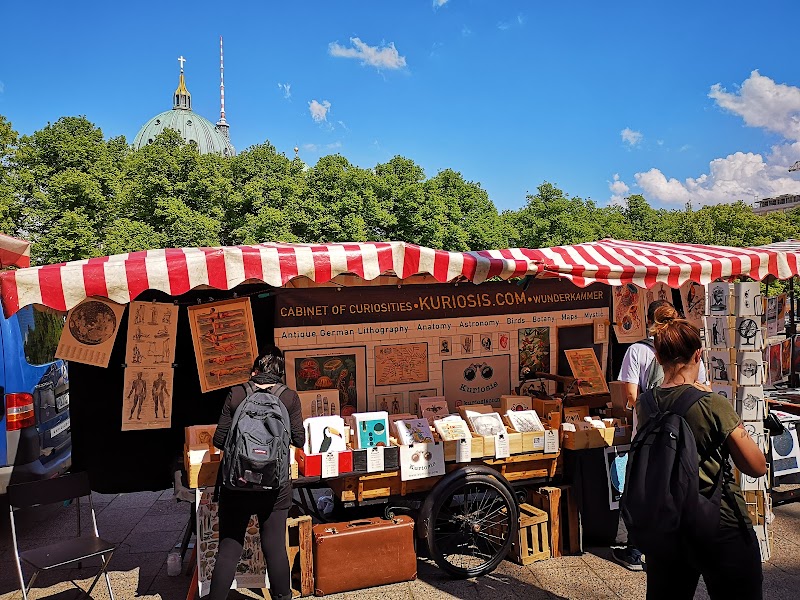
[270,383,288,400]
[633,338,655,349]
[668,386,708,418]
[638,389,660,419]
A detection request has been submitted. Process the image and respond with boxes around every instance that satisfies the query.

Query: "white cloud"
[277,83,291,99]
[635,145,800,206]
[631,71,800,206]
[679,144,691,152]
[498,13,526,30]
[308,100,332,123]
[302,143,318,152]
[433,0,449,6]
[709,70,800,141]
[608,174,630,204]
[621,127,643,147]
[328,37,407,70]
[326,142,342,150]
[657,140,664,146]
[337,120,349,131]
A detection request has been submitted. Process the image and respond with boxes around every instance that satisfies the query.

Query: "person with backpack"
[612,300,707,570]
[209,347,305,600]
[622,306,767,599]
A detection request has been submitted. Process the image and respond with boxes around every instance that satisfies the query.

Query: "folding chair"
[8,472,117,600]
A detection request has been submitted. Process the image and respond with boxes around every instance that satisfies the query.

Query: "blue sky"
[2,0,800,211]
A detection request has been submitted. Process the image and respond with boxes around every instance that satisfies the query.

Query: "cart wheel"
[425,472,518,578]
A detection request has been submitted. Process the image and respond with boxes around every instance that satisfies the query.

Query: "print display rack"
[705,281,771,561]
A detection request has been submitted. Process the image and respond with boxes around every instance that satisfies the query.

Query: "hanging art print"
[188,298,259,393]
[707,350,732,383]
[680,281,706,330]
[612,284,647,343]
[285,346,367,415]
[705,316,730,350]
[734,282,762,317]
[734,317,765,351]
[737,352,764,387]
[708,282,732,315]
[56,297,126,368]
[518,327,551,378]
[645,282,672,308]
[125,301,178,367]
[121,368,174,431]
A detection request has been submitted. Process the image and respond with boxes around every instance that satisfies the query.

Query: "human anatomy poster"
[612,284,646,343]
[188,298,259,393]
[121,367,174,431]
[56,297,126,368]
[125,301,178,366]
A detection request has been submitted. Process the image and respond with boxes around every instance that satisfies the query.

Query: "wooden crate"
[509,503,550,565]
[527,485,581,557]
[287,515,314,597]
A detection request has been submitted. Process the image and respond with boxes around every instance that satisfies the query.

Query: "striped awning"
[0,242,541,317]
[2,239,797,318]
[519,238,798,288]
[0,233,31,269]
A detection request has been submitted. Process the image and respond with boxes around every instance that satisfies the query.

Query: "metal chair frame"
[8,472,117,600]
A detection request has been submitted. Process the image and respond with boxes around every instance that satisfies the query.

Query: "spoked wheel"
[425,473,518,578]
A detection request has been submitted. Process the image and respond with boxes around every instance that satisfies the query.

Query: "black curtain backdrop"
[70,285,276,493]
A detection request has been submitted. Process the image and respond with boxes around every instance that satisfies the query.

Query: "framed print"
[285,346,368,414]
[374,343,429,386]
[564,348,610,394]
[188,298,258,393]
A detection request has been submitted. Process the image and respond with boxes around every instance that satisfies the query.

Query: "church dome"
[133,109,236,157]
[133,55,236,157]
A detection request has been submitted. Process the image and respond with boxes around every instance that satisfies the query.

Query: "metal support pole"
[789,277,799,388]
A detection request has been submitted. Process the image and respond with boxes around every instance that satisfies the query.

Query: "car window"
[17,306,65,366]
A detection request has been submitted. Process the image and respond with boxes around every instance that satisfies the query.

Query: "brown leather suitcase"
[312,516,417,595]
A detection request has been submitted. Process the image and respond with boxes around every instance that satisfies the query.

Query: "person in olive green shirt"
[636,306,767,600]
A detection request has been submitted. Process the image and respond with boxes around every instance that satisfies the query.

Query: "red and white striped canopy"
[519,238,798,288]
[0,233,31,269]
[0,242,540,317]
[2,239,797,318]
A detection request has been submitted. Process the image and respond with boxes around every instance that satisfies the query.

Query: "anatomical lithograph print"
[121,367,173,431]
[612,284,647,343]
[125,301,178,367]
[374,343,429,386]
[188,298,258,393]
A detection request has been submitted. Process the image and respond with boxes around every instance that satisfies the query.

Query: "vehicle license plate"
[56,393,70,410]
[50,418,70,438]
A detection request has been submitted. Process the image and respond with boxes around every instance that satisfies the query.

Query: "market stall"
[1,238,794,594]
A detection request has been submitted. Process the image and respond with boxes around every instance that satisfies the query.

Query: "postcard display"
[705,281,771,561]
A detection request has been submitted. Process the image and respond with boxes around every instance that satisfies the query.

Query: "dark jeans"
[645,527,763,600]
[208,487,291,600]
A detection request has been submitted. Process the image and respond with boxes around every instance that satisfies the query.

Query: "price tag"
[367,446,385,473]
[456,438,472,463]
[544,429,559,454]
[321,452,339,478]
[494,432,510,459]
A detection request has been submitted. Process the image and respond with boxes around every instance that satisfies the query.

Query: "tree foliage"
[2,113,800,266]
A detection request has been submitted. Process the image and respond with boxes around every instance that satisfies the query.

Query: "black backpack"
[221,382,291,492]
[621,386,723,554]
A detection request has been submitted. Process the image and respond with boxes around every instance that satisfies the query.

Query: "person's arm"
[622,383,639,411]
[726,424,768,478]
[282,389,306,449]
[213,389,236,450]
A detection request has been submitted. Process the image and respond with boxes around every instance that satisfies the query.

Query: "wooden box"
[443,437,485,461]
[297,449,353,477]
[287,515,314,597]
[532,398,563,429]
[561,426,616,450]
[500,395,534,413]
[509,503,550,565]
[481,429,524,457]
[527,485,581,557]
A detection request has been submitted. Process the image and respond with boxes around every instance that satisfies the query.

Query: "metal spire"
[216,36,230,138]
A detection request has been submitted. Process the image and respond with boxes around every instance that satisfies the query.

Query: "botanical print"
[518,327,551,377]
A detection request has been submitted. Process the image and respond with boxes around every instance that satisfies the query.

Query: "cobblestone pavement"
[2,489,799,600]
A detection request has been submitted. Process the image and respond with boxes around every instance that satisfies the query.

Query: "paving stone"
[97,506,150,532]
[136,514,187,534]
[146,499,191,518]
[127,530,184,554]
[105,492,163,511]
[532,566,617,600]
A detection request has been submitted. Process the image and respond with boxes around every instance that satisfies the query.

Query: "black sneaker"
[611,547,644,571]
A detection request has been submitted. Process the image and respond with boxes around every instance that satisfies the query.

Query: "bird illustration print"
[319,426,342,453]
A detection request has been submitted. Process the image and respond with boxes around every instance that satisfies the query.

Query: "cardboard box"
[561,426,616,450]
[296,449,353,477]
[562,406,590,425]
[609,382,630,410]
[500,395,534,413]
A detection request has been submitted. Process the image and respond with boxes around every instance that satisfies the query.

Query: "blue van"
[0,302,71,494]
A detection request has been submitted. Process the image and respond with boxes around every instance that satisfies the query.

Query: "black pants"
[208,487,291,600]
[645,527,763,600]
